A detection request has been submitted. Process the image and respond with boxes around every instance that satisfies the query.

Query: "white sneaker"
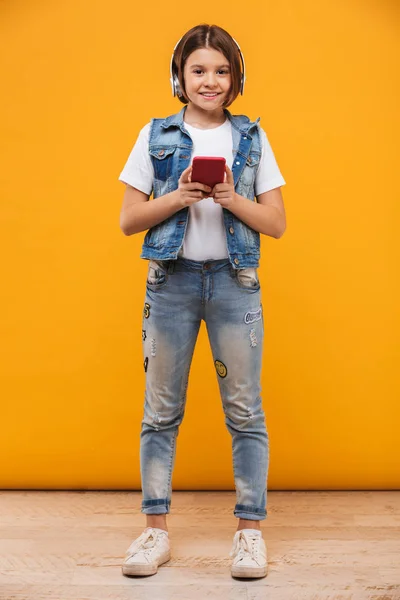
[230,530,268,578]
[122,527,171,577]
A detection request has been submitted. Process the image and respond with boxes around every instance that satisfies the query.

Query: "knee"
[143,407,185,431]
[224,398,266,430]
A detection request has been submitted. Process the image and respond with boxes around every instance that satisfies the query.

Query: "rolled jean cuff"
[141,498,171,515]
[234,504,267,520]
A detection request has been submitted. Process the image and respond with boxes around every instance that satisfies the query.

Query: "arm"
[211,165,286,239]
[118,123,184,235]
[119,184,181,236]
[230,187,286,239]
[119,167,212,236]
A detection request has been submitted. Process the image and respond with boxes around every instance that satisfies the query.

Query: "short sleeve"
[118,122,154,195]
[254,127,286,196]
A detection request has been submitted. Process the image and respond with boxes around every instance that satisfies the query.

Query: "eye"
[192,69,230,75]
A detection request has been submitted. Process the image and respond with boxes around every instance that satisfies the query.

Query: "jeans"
[140,257,269,521]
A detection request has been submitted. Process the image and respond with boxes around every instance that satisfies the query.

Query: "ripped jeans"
[140,257,269,521]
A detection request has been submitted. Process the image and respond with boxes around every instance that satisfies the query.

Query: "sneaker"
[230,530,268,578]
[121,527,171,577]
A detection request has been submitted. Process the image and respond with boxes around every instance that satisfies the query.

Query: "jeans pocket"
[234,267,260,290]
[146,260,168,287]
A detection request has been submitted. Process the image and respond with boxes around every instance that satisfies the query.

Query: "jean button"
[229,227,234,235]
[234,258,239,265]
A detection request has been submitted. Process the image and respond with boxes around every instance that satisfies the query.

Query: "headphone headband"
[169,34,246,98]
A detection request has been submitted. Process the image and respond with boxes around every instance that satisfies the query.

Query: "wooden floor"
[0,490,399,600]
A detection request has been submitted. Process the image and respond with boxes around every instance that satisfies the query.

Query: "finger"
[180,165,192,183]
[187,182,212,193]
[213,191,230,201]
[215,192,231,199]
[186,191,203,200]
[225,164,234,185]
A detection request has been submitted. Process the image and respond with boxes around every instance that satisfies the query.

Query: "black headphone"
[170,34,246,98]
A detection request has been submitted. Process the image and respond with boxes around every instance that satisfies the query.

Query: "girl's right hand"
[176,166,212,208]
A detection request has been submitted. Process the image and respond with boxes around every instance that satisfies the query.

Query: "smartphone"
[191,156,226,190]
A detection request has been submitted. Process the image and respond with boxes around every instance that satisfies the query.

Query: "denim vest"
[141,105,262,269]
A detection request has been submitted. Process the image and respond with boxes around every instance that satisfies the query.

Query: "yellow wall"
[1,0,398,490]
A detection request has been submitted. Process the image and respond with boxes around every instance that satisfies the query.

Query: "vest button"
[158,149,165,156]
[236,161,240,165]
[229,227,234,235]
[234,258,239,265]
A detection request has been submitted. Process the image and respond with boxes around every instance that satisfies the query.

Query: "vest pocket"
[149,146,177,182]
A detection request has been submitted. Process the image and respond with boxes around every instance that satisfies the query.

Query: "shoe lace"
[229,531,260,561]
[125,528,161,557]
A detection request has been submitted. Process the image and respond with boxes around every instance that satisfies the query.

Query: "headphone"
[169,34,246,98]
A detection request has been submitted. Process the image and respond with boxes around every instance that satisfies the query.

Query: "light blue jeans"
[140,257,269,521]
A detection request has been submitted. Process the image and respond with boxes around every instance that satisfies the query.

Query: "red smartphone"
[191,156,226,190]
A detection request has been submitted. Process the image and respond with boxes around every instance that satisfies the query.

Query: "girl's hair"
[172,24,243,108]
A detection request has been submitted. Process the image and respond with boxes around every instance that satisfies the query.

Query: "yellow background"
[1,0,399,490]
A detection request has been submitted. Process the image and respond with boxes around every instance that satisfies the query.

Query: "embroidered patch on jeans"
[142,330,147,341]
[244,307,262,325]
[215,360,227,378]
[144,357,148,372]
[143,303,151,319]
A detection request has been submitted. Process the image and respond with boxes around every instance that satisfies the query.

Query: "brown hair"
[172,24,243,108]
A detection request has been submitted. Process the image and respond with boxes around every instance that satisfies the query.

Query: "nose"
[204,73,217,87]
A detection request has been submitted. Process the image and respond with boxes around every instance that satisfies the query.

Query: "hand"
[176,166,212,208]
[210,164,237,208]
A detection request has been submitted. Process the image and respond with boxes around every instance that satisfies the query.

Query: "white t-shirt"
[118,117,286,261]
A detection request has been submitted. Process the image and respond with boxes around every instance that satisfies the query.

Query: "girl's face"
[183,47,232,111]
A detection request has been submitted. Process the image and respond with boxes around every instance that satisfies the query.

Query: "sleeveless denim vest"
[141,105,262,269]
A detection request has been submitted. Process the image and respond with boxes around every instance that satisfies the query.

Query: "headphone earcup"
[173,74,182,97]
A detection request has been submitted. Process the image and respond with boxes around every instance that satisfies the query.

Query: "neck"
[183,103,226,129]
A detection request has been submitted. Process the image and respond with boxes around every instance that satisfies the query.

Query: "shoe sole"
[121,550,171,577]
[231,564,268,578]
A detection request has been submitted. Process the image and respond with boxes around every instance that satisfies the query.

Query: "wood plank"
[0,491,399,600]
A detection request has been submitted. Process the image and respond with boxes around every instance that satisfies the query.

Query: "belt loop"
[167,260,175,274]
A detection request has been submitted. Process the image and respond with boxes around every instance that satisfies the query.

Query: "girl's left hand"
[210,164,236,208]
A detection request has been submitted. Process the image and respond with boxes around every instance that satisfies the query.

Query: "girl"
[118,23,286,579]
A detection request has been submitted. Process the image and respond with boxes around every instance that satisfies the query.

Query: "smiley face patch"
[143,303,151,319]
[215,360,227,378]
